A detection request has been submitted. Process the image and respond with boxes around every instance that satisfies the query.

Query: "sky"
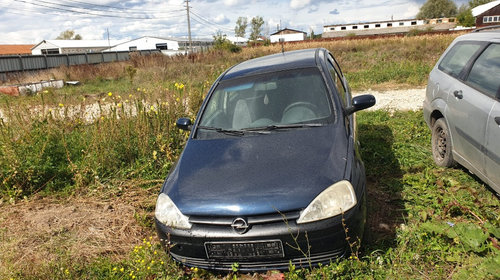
[0,0,469,44]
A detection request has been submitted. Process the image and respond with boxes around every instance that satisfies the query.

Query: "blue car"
[155,48,375,271]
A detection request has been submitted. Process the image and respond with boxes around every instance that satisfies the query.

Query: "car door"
[439,41,487,174]
[486,101,500,192]
[465,43,500,192]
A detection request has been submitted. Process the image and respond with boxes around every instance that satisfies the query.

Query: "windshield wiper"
[197,126,269,136]
[243,123,324,131]
[197,126,245,136]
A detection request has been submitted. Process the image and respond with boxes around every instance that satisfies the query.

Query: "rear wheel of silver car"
[431,118,455,167]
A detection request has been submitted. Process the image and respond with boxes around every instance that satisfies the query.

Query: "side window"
[438,42,482,78]
[327,61,347,107]
[466,44,500,99]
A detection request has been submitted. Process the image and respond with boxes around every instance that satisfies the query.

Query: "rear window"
[438,42,483,78]
[466,43,500,99]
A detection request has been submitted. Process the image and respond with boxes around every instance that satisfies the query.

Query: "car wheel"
[431,118,455,167]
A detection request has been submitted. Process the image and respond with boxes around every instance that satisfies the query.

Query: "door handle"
[453,90,463,99]
[495,117,500,125]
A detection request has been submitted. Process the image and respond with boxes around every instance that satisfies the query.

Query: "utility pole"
[106,28,110,48]
[186,0,193,54]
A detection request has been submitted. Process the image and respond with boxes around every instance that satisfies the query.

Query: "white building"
[32,40,125,55]
[323,18,456,38]
[226,36,248,46]
[270,28,307,43]
[104,36,180,53]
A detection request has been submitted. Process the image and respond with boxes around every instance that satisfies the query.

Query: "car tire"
[431,118,455,167]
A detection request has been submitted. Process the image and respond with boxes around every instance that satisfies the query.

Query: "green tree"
[249,16,264,41]
[456,0,494,27]
[457,4,476,27]
[416,0,457,19]
[234,16,247,38]
[213,31,241,53]
[56,30,82,40]
[469,0,494,8]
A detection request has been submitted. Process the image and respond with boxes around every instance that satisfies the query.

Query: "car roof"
[454,27,500,43]
[221,48,323,80]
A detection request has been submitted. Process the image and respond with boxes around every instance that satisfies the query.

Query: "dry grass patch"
[0,182,159,278]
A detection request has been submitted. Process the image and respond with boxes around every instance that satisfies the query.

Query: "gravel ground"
[354,88,426,112]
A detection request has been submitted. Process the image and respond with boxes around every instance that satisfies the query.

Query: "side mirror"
[176,117,192,131]
[345,94,376,115]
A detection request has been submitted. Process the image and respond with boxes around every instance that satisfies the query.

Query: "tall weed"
[0,84,199,198]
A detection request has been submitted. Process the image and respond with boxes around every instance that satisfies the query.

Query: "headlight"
[297,180,357,224]
[155,193,192,229]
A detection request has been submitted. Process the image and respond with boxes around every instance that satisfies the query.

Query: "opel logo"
[231,217,249,234]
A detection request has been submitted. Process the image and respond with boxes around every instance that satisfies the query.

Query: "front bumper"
[155,198,365,272]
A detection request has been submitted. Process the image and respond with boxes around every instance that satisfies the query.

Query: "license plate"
[205,240,284,259]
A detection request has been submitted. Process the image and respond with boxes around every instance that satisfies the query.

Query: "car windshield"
[198,67,334,132]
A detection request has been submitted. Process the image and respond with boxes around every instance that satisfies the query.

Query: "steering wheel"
[281,102,318,123]
[283,102,318,115]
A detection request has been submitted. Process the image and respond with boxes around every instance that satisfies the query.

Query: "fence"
[0,50,161,79]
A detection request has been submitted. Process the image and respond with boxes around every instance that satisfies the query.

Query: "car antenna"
[279,38,285,54]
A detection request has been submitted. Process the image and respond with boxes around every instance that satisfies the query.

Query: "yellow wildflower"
[108,92,112,97]
[58,103,64,107]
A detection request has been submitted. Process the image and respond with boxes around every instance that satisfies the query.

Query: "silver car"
[423,27,500,194]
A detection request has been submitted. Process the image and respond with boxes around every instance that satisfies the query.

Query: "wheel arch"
[430,110,444,127]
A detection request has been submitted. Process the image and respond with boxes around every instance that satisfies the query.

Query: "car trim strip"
[456,127,500,164]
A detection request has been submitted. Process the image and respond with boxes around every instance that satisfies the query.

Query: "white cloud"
[214,14,230,24]
[290,0,311,9]
[224,0,243,6]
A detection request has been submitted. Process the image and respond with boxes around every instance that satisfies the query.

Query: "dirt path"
[354,88,426,112]
[0,88,426,123]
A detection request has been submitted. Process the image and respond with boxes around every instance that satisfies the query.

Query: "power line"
[189,9,233,33]
[61,0,184,13]
[12,0,185,19]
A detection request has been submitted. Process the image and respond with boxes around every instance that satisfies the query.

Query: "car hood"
[162,125,348,216]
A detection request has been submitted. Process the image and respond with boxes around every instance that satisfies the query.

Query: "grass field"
[0,33,498,279]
